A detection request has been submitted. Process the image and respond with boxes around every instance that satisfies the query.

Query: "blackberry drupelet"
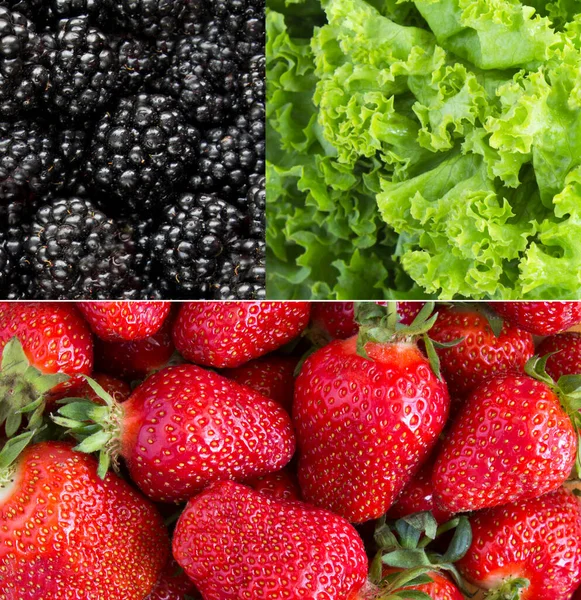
[25,197,137,299]
[86,94,198,214]
[0,7,51,117]
[191,110,265,207]
[43,16,118,120]
[151,192,245,298]
[112,0,187,39]
[0,119,64,200]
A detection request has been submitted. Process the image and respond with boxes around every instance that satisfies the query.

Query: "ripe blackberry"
[0,7,51,117]
[247,175,264,240]
[86,94,198,214]
[0,202,29,297]
[153,34,240,126]
[46,0,113,25]
[112,35,171,94]
[43,17,118,120]
[118,213,169,299]
[191,111,265,207]
[112,0,187,39]
[0,0,48,22]
[206,0,263,59]
[212,239,265,300]
[241,54,264,107]
[182,0,207,35]
[25,197,137,299]
[151,192,245,298]
[0,119,64,200]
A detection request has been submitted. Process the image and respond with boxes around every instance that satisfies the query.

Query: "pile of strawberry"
[3,300,581,600]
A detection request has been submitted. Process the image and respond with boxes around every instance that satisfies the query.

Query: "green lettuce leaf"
[267,0,581,299]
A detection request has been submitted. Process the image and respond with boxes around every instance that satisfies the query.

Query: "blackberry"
[25,197,137,299]
[0,200,29,297]
[240,54,264,107]
[119,213,169,299]
[206,0,264,59]
[0,119,64,200]
[112,0,187,39]
[43,17,118,120]
[212,239,265,300]
[182,0,207,35]
[247,175,265,239]
[112,35,170,94]
[0,7,51,117]
[151,192,245,298]
[0,0,48,22]
[46,0,113,26]
[86,94,198,214]
[153,34,240,126]
[191,112,265,207]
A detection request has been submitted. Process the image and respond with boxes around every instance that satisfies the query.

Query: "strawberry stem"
[0,427,42,495]
[0,337,69,436]
[484,577,529,600]
[52,375,124,479]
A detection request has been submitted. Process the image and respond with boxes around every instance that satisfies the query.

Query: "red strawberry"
[310,302,360,340]
[492,301,581,335]
[78,301,171,341]
[0,303,93,435]
[398,302,426,325]
[309,302,423,342]
[536,332,581,381]
[172,480,368,600]
[94,315,175,380]
[145,558,199,600]
[457,487,581,600]
[76,373,132,404]
[0,302,93,397]
[430,307,534,397]
[388,453,453,524]
[294,310,450,523]
[172,301,311,368]
[433,373,576,513]
[222,355,298,413]
[245,468,301,501]
[381,568,465,600]
[56,364,296,503]
[0,441,169,599]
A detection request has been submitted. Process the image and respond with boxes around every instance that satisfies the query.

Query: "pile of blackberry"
[0,0,265,299]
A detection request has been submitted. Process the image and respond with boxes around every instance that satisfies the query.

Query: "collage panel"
[0,300,581,600]
[2,0,581,599]
[266,0,581,300]
[0,1,265,300]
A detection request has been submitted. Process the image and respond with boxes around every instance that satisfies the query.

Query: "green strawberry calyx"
[369,511,474,599]
[0,337,69,437]
[525,354,581,478]
[0,427,44,497]
[354,302,464,381]
[483,577,529,600]
[52,376,124,479]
